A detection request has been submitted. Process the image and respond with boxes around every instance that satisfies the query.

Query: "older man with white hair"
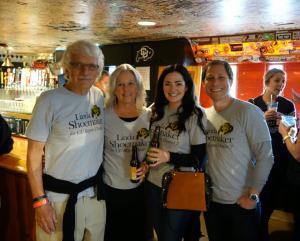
[26,40,106,241]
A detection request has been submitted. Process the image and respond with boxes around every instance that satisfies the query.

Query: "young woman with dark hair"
[145,64,207,241]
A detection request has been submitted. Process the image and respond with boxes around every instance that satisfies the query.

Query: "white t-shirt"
[26,86,105,201]
[103,107,151,189]
[205,98,272,204]
[147,107,207,187]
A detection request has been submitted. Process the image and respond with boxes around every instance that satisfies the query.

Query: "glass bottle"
[146,126,160,164]
[130,145,140,183]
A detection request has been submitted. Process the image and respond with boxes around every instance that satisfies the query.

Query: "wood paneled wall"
[0,168,35,241]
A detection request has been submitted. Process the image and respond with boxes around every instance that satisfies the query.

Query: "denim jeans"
[145,181,201,241]
[204,201,260,241]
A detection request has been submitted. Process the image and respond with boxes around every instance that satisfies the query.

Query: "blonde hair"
[263,68,286,86]
[105,64,146,111]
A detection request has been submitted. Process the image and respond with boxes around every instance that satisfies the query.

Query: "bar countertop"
[0,136,28,174]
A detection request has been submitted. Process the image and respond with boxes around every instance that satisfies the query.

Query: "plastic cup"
[268,101,278,111]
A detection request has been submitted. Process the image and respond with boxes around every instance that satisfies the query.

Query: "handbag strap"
[161,170,174,208]
[173,164,203,172]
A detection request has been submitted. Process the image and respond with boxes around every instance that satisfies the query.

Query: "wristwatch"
[248,193,259,203]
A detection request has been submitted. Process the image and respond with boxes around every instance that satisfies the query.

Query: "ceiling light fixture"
[138,21,156,26]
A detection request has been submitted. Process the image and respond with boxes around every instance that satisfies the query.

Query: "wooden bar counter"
[0,137,35,241]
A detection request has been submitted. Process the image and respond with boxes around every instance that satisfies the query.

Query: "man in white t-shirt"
[202,60,273,241]
[26,40,106,241]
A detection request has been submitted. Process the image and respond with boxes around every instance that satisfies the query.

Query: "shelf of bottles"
[4,116,29,136]
[0,66,58,114]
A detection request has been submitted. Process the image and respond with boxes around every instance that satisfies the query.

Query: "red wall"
[237,63,266,101]
[285,62,300,115]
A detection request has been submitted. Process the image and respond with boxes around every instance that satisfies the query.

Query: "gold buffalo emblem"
[136,128,149,139]
[218,122,233,135]
[91,105,101,117]
[166,122,179,131]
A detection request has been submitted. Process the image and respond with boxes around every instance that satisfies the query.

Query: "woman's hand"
[278,121,290,137]
[275,112,283,125]
[135,163,148,182]
[264,109,277,121]
[147,147,170,168]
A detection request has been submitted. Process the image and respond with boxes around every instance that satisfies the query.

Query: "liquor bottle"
[146,126,160,164]
[0,69,3,88]
[130,144,140,183]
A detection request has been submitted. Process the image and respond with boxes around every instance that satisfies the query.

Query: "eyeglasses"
[69,62,99,71]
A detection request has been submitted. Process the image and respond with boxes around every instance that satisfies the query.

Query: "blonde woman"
[103,64,150,241]
[250,68,295,241]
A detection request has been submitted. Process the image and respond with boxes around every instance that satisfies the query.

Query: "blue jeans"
[145,181,201,241]
[204,201,260,241]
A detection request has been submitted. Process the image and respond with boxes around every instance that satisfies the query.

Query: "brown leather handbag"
[162,169,212,211]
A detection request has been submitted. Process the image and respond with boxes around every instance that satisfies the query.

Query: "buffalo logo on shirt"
[136,128,149,139]
[166,121,179,131]
[218,122,233,135]
[91,105,101,117]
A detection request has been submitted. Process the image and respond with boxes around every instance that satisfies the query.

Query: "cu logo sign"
[136,46,154,62]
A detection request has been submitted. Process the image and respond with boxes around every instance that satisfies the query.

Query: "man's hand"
[35,204,57,234]
[237,195,257,209]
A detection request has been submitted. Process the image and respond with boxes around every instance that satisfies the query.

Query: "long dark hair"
[151,64,205,134]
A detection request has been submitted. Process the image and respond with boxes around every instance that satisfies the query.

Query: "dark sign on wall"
[101,44,132,66]
[101,38,195,66]
[133,38,195,66]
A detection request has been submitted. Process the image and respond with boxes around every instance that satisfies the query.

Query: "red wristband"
[33,198,49,208]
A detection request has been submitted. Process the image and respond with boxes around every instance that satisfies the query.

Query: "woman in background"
[146,64,207,241]
[103,64,151,241]
[250,68,295,241]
